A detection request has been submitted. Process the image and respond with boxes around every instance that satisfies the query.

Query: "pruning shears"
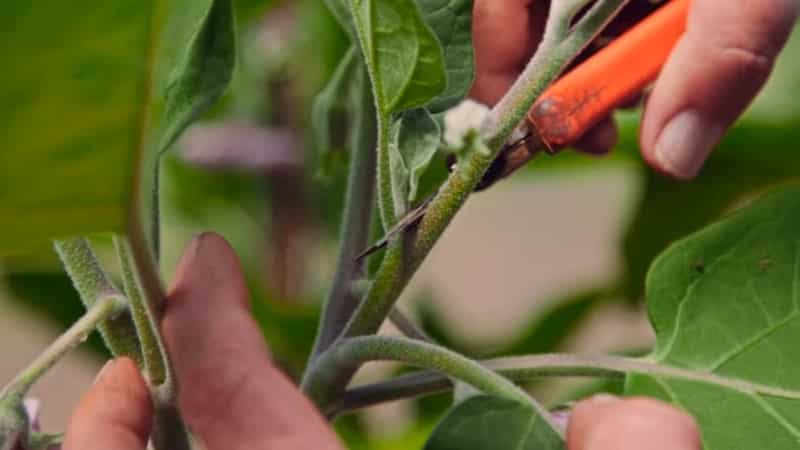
[357,0,691,261]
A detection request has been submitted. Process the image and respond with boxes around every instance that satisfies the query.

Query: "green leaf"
[349,0,447,114]
[311,47,359,159]
[324,0,355,37]
[0,0,235,255]
[389,108,442,212]
[619,121,800,301]
[425,396,565,450]
[418,0,475,113]
[158,0,236,154]
[626,185,800,450]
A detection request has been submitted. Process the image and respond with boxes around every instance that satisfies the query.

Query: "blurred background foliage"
[1,1,798,447]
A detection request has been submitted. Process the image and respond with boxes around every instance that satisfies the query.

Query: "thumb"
[162,232,342,450]
[640,0,798,179]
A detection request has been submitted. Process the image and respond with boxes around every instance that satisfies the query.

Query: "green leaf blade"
[0,1,155,254]
[158,0,236,153]
[418,0,475,113]
[0,0,236,256]
[628,186,800,450]
[389,108,441,213]
[350,0,447,115]
[424,396,565,450]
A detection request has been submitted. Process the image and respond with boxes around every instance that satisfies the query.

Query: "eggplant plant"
[1,0,799,449]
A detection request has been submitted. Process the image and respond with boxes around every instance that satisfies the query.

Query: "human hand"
[472,0,798,179]
[62,233,344,450]
[59,234,701,450]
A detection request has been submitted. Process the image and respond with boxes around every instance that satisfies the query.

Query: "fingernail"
[588,394,621,405]
[654,110,724,180]
[93,359,115,385]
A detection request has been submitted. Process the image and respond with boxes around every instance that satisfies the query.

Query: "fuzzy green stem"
[310,69,378,360]
[114,236,168,384]
[341,0,631,345]
[303,336,536,417]
[388,307,432,342]
[54,239,142,363]
[334,350,800,414]
[0,295,127,401]
[320,0,631,414]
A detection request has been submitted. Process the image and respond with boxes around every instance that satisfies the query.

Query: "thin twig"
[388,307,432,342]
[303,336,544,420]
[114,236,169,384]
[334,352,800,415]
[309,67,378,360]
[0,295,127,401]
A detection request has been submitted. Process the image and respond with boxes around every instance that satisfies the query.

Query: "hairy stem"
[54,238,142,363]
[334,352,800,414]
[388,307,432,342]
[303,336,537,417]
[0,295,127,401]
[114,236,168,384]
[310,70,378,360]
[315,0,631,414]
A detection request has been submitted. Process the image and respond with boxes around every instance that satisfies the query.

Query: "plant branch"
[0,294,127,401]
[303,336,539,417]
[340,0,631,346]
[334,352,800,415]
[54,238,142,363]
[317,0,631,413]
[114,236,169,384]
[310,70,378,360]
[388,307,432,342]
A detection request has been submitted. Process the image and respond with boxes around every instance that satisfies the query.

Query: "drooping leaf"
[418,0,475,113]
[311,47,359,159]
[389,108,442,213]
[0,0,235,256]
[626,185,800,450]
[348,0,447,114]
[425,396,565,450]
[158,0,236,154]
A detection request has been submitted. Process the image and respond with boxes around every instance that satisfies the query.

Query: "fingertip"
[64,358,152,450]
[168,232,249,310]
[567,396,701,450]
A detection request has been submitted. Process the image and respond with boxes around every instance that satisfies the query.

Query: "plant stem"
[310,70,378,360]
[340,0,631,347]
[317,0,631,414]
[151,159,163,263]
[54,238,142,363]
[114,236,168,384]
[388,307,432,342]
[303,336,536,417]
[334,352,800,414]
[0,295,127,401]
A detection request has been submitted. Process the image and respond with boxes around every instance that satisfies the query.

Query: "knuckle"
[717,43,774,78]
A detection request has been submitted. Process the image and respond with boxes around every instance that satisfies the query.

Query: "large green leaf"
[0,0,234,256]
[418,0,474,113]
[348,0,447,114]
[626,186,800,450]
[424,396,565,450]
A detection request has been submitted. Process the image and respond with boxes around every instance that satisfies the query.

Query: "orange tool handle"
[529,0,690,151]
